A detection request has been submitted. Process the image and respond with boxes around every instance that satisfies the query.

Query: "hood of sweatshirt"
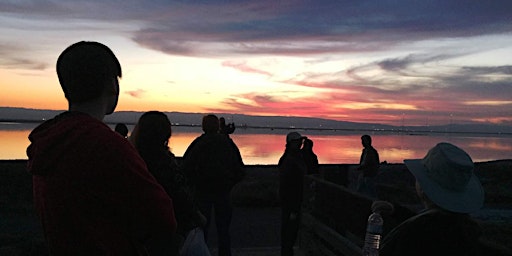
[27,111,111,176]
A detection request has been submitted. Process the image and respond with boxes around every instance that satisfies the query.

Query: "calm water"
[1,122,511,165]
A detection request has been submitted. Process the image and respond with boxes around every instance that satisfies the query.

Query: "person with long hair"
[131,111,205,254]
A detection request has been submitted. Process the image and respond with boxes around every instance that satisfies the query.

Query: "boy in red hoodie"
[27,41,176,255]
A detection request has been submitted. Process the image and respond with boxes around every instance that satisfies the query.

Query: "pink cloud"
[207,80,504,126]
[210,53,512,126]
[125,89,146,99]
[221,60,272,76]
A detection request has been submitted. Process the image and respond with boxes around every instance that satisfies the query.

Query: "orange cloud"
[125,89,146,99]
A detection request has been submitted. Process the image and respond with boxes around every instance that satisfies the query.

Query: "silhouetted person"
[182,114,245,256]
[130,111,206,254]
[278,132,308,256]
[114,122,129,138]
[356,134,380,198]
[301,138,319,175]
[219,117,235,135]
[380,143,484,256]
[26,41,176,255]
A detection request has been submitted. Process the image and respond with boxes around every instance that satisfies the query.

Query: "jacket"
[359,146,380,177]
[278,148,307,211]
[182,133,245,194]
[141,149,201,236]
[380,208,482,256]
[27,111,176,255]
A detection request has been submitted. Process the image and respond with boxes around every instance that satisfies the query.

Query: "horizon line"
[1,118,511,137]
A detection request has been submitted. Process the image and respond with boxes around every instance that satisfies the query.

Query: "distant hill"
[1,107,511,135]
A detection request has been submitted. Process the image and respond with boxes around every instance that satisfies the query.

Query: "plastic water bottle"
[362,211,383,256]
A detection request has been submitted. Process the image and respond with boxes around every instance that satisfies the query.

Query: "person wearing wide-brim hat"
[380,142,484,256]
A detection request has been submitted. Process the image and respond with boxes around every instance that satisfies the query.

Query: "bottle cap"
[371,200,394,214]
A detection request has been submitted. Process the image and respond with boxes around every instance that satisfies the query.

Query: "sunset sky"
[1,1,511,126]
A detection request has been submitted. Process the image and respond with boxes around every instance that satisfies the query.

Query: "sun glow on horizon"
[1,1,511,127]
[464,100,512,106]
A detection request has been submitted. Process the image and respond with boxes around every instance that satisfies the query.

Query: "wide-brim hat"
[286,132,306,144]
[404,142,484,213]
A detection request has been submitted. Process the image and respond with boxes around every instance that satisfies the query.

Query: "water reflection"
[230,133,512,164]
[1,123,511,164]
[0,130,31,160]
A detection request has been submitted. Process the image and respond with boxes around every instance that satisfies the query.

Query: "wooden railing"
[297,164,512,256]
[298,165,416,256]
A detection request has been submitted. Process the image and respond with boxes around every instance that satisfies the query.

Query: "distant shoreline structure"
[1,107,512,136]
[1,118,511,137]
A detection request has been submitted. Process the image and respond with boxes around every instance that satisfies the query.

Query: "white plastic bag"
[180,227,211,256]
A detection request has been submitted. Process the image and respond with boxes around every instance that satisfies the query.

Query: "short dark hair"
[362,134,372,145]
[114,123,129,137]
[57,41,122,103]
[202,114,219,133]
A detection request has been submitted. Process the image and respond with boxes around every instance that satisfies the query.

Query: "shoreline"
[2,158,512,164]
[2,118,512,137]
[3,122,511,164]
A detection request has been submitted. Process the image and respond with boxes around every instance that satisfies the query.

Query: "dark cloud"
[0,43,48,70]
[376,54,458,73]
[461,66,512,75]
[2,1,511,125]
[0,1,65,16]
[129,1,512,56]
[0,57,48,70]
[3,1,511,56]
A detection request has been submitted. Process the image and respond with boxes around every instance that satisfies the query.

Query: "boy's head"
[57,41,122,107]
[361,134,372,147]
[202,114,219,134]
